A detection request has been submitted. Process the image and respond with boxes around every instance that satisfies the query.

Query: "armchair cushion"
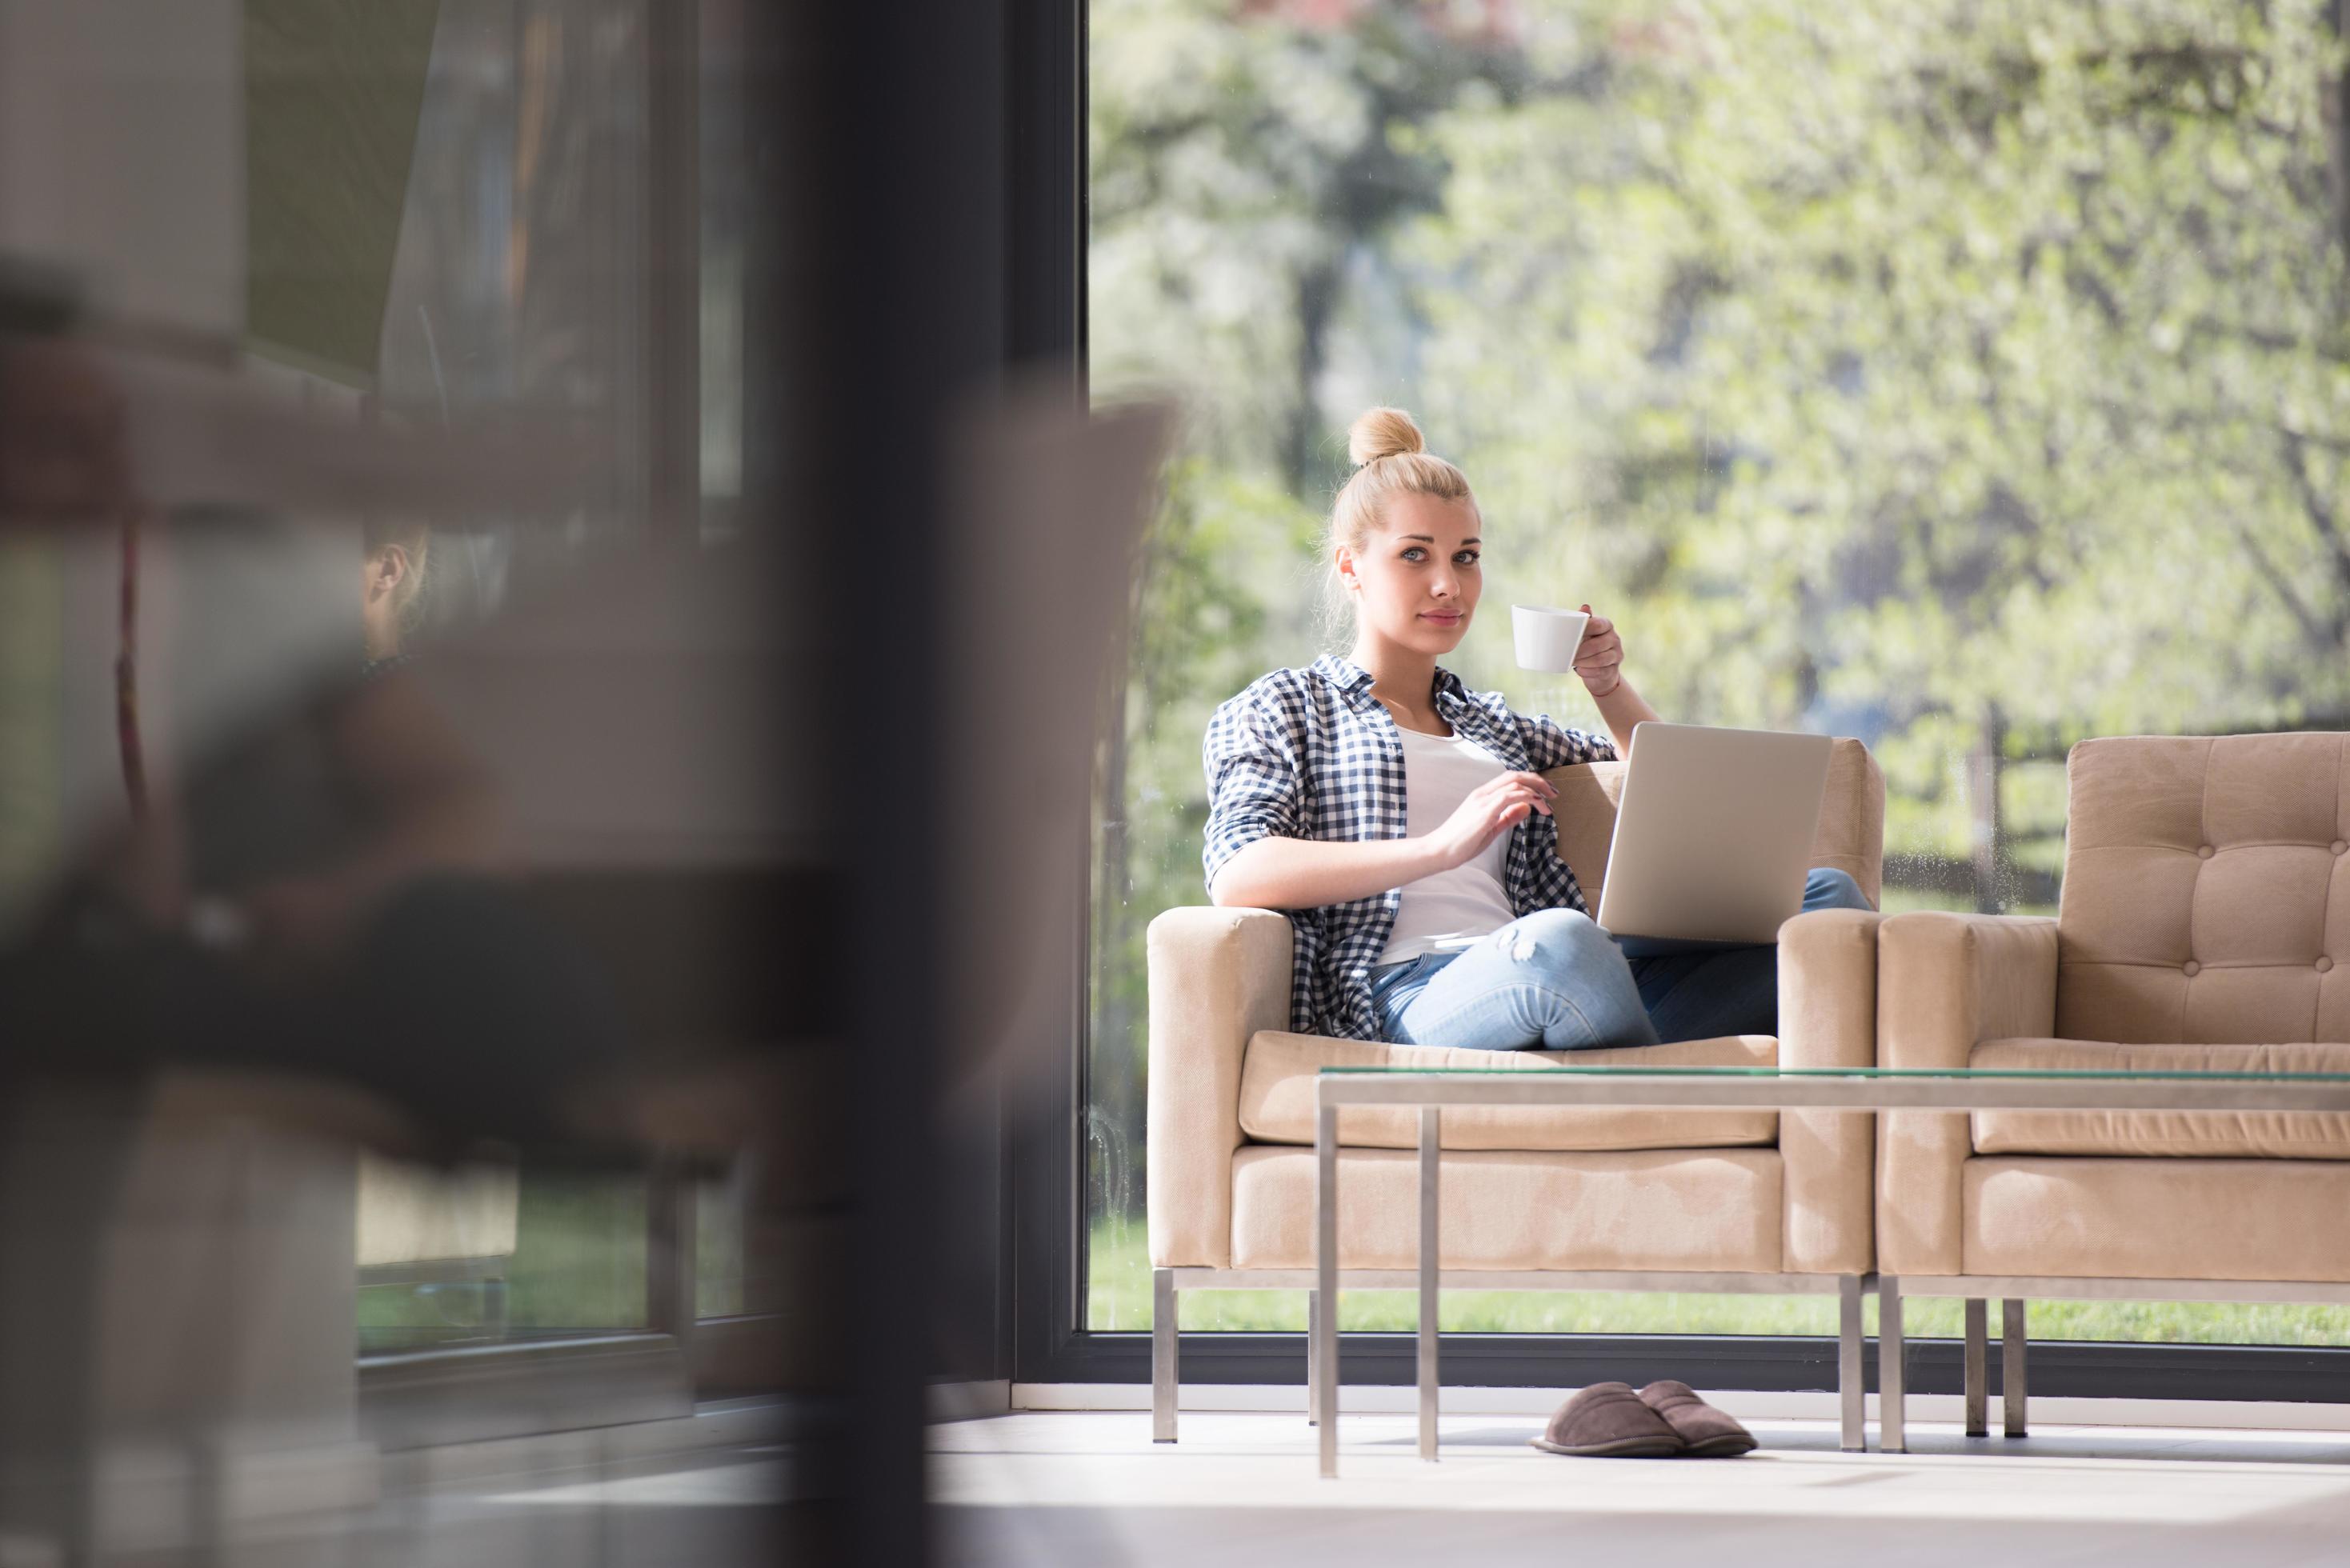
[2059,734,2350,1044]
[1235,1030,1778,1151]
[1969,1038,2350,1159]
[1965,1156,2350,1282]
[1229,1145,1784,1272]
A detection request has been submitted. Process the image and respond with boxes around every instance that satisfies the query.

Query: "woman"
[1203,406,1870,1050]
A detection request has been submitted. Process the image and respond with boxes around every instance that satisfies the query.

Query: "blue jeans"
[1366,867,1873,1051]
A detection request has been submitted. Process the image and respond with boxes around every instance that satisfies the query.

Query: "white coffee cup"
[1511,604,1591,673]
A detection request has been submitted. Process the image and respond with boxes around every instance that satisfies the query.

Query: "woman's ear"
[367,543,409,606]
[1333,542,1359,591]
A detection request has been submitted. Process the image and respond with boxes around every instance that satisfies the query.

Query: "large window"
[1087,0,2350,1340]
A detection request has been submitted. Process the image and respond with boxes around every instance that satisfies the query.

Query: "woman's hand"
[1425,771,1559,870]
[1573,602,1625,697]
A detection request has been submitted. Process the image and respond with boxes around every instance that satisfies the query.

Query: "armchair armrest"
[1876,911,2060,1274]
[1776,908,1884,1273]
[1146,906,1293,1270]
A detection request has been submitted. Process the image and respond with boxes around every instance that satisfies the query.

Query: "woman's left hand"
[1573,603,1624,697]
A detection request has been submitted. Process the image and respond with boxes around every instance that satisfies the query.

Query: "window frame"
[1012,0,2350,1408]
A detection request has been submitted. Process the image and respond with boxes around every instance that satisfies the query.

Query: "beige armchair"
[1147,739,1886,1446]
[1876,733,2350,1446]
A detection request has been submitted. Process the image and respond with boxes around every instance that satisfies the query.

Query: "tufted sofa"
[1146,738,1888,1445]
[1874,732,2350,1446]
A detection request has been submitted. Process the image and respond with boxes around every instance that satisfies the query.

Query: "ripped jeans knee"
[1372,910,1660,1053]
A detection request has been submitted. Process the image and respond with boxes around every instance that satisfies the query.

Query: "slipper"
[1637,1380,1757,1458]
[1529,1382,1686,1458]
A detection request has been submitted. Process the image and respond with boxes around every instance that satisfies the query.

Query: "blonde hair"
[1322,406,1475,639]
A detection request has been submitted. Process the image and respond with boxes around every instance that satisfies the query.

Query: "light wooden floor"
[934,1410,2350,1566]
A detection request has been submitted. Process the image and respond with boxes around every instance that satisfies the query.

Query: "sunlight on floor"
[934,1410,2350,1567]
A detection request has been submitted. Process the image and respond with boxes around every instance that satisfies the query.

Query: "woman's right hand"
[1424,771,1559,870]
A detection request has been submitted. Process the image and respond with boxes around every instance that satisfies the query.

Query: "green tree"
[1409,0,2350,903]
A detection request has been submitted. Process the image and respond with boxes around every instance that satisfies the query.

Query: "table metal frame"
[1309,1069,2350,1477]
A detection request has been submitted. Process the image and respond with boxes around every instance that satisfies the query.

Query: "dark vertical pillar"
[751,1,1010,1562]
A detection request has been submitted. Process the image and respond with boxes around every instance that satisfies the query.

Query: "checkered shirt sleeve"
[1511,705,1618,771]
[1201,687,1308,896]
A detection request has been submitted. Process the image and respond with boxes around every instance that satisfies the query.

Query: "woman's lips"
[1421,611,1462,625]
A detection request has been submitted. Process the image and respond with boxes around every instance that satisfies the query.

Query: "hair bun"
[1347,406,1427,467]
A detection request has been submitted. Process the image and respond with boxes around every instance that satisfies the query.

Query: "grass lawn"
[358,1173,747,1350]
[1086,1218,2350,1345]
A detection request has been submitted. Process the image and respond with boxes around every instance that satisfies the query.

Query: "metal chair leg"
[1964,1298,1988,1437]
[1877,1273,1906,1453]
[1306,1288,1319,1426]
[1152,1268,1177,1442]
[1416,1106,1439,1463]
[1838,1275,1865,1453]
[2002,1298,2028,1438]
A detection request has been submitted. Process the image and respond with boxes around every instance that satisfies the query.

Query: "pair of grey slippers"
[1531,1380,1757,1458]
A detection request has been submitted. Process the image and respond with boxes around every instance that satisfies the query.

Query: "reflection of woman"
[0,509,618,1153]
[0,330,619,1150]
[362,516,430,671]
[1203,408,1869,1051]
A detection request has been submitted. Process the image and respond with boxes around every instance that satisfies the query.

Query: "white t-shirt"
[1375,725,1519,967]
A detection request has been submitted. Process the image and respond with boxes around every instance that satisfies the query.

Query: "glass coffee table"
[1311,1065,2350,1478]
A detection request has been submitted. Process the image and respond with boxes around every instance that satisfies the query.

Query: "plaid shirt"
[1202,653,1617,1038]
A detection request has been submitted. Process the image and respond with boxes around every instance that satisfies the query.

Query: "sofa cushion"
[1964,1155,2350,1282]
[2056,734,2350,1045]
[1237,1030,1780,1152]
[1230,1145,1783,1272]
[1970,1038,2350,1160]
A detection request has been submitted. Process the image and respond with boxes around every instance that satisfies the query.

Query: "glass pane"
[1087,0,2350,1342]
[359,1170,650,1353]
[2,0,766,1413]
[696,1171,748,1321]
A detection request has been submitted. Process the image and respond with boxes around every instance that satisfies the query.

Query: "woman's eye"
[1399,547,1426,562]
[1455,551,1480,566]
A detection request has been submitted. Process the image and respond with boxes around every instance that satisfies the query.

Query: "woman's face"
[1338,491,1483,658]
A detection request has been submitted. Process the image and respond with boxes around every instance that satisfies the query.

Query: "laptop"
[1592,722,1834,946]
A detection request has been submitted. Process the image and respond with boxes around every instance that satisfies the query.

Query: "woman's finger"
[1502,782,1550,817]
[1480,773,1556,801]
[1490,786,1539,817]
[1503,776,1555,808]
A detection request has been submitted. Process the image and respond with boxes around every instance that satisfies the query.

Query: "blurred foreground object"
[940,383,1171,1098]
[0,322,781,1562]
